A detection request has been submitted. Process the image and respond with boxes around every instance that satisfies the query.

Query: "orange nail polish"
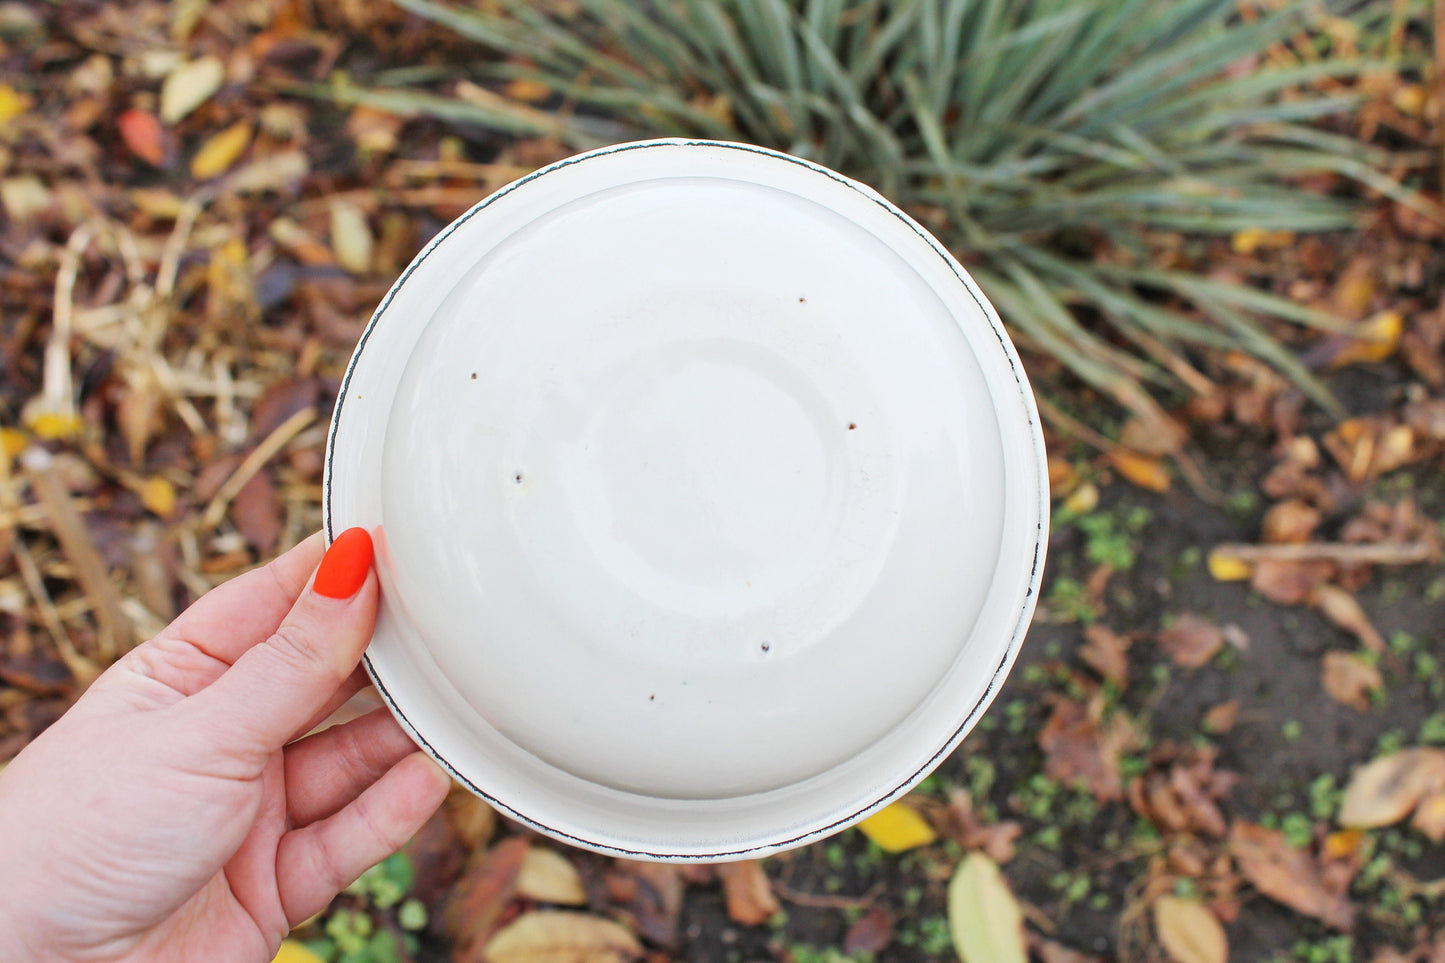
[314,528,374,599]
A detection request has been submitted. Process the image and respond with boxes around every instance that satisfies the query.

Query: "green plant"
[328,0,1429,422]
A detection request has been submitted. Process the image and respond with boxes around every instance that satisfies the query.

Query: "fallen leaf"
[484,911,642,963]
[190,119,252,179]
[1033,938,1102,963]
[1,428,27,460]
[1310,585,1384,652]
[1339,748,1445,829]
[1158,614,1225,669]
[1228,823,1354,930]
[1062,481,1099,515]
[947,853,1027,963]
[160,56,225,124]
[505,78,554,103]
[1120,414,1188,457]
[271,941,327,963]
[857,801,937,852]
[843,907,893,956]
[1251,559,1332,606]
[329,198,374,274]
[0,175,50,223]
[1154,896,1228,963]
[231,470,281,555]
[1109,450,1171,492]
[447,791,497,849]
[118,108,165,165]
[1206,551,1252,581]
[1320,651,1381,712]
[517,847,588,906]
[1201,701,1240,735]
[1039,695,1137,802]
[136,476,177,518]
[403,806,466,908]
[1412,791,1445,842]
[1129,745,1234,838]
[445,835,529,961]
[1326,310,1404,368]
[716,860,778,926]
[0,84,29,125]
[347,104,405,153]
[606,861,684,948]
[1261,499,1321,544]
[1079,625,1130,688]
[941,788,1021,864]
[1230,227,1293,255]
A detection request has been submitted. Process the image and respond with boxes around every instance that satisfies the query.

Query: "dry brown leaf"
[716,860,778,926]
[517,847,588,906]
[445,835,529,961]
[1154,896,1228,963]
[1261,499,1321,544]
[1158,614,1225,669]
[231,470,281,555]
[606,861,684,948]
[1228,823,1353,930]
[1339,748,1445,829]
[1039,695,1137,802]
[1032,937,1102,963]
[1120,414,1188,457]
[1079,625,1130,688]
[447,791,497,849]
[1108,450,1171,492]
[1129,745,1233,838]
[843,908,893,956]
[483,911,642,963]
[1201,700,1240,735]
[1310,585,1385,652]
[1320,651,1382,712]
[1411,791,1445,841]
[1251,559,1333,606]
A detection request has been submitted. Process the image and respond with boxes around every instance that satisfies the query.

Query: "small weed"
[1292,935,1353,963]
[1389,630,1417,655]
[1047,577,1096,623]
[1034,825,1062,850]
[1425,576,1445,602]
[1380,580,1408,605]
[1308,774,1341,821]
[1282,720,1303,743]
[1281,812,1314,849]
[786,945,874,963]
[1173,878,1199,899]
[1377,729,1406,756]
[1077,512,1138,571]
[1226,490,1260,519]
[916,916,953,956]
[1419,712,1445,745]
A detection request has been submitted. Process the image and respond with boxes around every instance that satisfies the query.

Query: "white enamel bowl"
[324,139,1047,861]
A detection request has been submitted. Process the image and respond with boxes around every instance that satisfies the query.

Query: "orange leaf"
[716,860,779,926]
[118,108,165,166]
[190,120,252,179]
[1109,450,1170,492]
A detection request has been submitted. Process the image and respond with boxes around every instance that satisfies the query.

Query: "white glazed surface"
[325,140,1047,860]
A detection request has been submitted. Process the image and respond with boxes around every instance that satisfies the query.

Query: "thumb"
[186,528,379,761]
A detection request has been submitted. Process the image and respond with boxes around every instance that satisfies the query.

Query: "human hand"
[0,528,452,963]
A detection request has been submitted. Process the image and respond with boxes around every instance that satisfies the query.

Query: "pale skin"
[0,532,452,963]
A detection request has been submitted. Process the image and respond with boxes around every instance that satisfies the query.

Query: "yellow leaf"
[138,476,177,518]
[270,941,327,963]
[0,85,30,126]
[1230,227,1293,255]
[1062,481,1099,515]
[504,78,553,103]
[857,801,937,853]
[160,56,224,124]
[484,910,642,963]
[517,846,588,905]
[1329,310,1402,368]
[0,427,26,460]
[947,853,1027,963]
[1108,450,1171,492]
[25,411,83,440]
[1322,828,1363,860]
[1153,896,1228,963]
[190,120,252,179]
[1206,550,1252,582]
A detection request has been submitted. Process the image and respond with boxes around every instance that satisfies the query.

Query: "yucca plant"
[323,0,1431,426]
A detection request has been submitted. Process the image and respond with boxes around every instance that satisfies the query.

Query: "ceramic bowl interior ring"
[324,139,1048,861]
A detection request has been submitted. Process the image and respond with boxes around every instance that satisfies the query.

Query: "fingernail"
[313,528,374,599]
